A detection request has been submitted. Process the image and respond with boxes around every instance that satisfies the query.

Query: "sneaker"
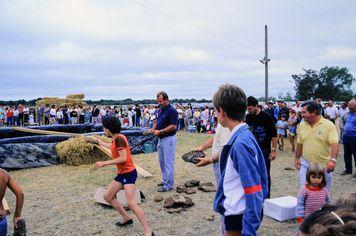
[157,181,164,187]
[340,171,352,175]
[157,187,173,192]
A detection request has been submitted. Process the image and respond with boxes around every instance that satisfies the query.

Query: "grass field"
[5,131,356,235]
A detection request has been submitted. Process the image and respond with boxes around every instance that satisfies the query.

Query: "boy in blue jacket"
[212,84,268,236]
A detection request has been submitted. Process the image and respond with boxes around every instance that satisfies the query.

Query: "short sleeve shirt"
[297,117,338,165]
[157,104,178,137]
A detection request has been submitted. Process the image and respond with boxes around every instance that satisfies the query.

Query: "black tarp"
[0,126,157,170]
[0,143,59,170]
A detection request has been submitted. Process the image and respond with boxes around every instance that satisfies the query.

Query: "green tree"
[314,66,355,101]
[292,69,319,100]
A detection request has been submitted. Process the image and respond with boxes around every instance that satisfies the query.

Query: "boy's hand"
[95,161,105,168]
[196,146,204,151]
[196,157,211,167]
[14,217,21,228]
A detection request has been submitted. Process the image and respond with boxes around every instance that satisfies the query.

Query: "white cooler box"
[263,196,297,221]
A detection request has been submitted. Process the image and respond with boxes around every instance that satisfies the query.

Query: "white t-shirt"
[212,123,231,156]
[325,105,338,119]
[50,108,57,116]
[292,105,302,113]
[339,108,349,119]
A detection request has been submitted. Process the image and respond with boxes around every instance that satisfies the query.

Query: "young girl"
[276,114,288,150]
[288,110,297,152]
[296,163,330,224]
[93,116,154,236]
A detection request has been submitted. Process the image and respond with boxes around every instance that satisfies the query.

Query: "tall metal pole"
[260,25,270,102]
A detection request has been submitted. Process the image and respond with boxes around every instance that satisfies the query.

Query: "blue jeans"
[299,158,332,192]
[157,135,177,190]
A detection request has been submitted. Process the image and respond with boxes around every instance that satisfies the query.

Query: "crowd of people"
[0,89,355,235]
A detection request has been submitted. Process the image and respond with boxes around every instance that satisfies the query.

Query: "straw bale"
[42,97,59,100]
[36,99,67,106]
[67,94,85,99]
[55,136,110,166]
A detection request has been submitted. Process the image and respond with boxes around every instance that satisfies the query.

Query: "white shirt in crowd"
[23,107,29,114]
[212,123,231,157]
[325,105,339,119]
[56,110,63,119]
[50,108,56,116]
[177,108,183,119]
[13,109,19,116]
[292,105,302,113]
[339,107,349,119]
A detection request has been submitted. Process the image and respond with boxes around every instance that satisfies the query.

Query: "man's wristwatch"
[271,147,276,152]
[330,158,337,163]
[160,129,164,135]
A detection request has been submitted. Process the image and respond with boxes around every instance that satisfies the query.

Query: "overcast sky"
[1,0,355,100]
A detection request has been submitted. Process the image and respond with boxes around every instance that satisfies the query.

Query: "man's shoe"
[157,187,172,192]
[340,171,352,175]
[157,181,164,187]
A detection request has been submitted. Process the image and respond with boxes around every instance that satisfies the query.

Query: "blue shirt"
[157,104,178,137]
[344,112,356,137]
[214,124,268,236]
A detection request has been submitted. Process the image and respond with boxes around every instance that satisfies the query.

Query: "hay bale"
[67,94,85,99]
[55,136,110,166]
[36,98,67,106]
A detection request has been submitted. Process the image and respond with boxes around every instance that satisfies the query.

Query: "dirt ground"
[5,132,356,236]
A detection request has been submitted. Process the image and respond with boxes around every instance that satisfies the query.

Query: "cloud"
[0,0,355,100]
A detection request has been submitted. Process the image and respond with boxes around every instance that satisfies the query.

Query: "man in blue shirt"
[213,84,268,236]
[150,91,178,192]
[342,99,356,177]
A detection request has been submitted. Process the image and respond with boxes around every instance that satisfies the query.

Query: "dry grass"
[5,132,355,236]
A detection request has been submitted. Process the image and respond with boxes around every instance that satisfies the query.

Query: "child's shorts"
[114,169,137,185]
[277,130,285,136]
[224,214,243,231]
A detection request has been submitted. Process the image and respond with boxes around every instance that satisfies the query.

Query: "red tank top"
[110,134,136,174]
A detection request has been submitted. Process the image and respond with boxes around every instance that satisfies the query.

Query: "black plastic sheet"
[0,126,157,170]
[0,143,59,170]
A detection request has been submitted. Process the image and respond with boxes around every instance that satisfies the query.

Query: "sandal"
[115,219,133,227]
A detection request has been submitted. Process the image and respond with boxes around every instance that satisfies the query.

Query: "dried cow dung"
[181,150,205,164]
[163,194,194,209]
[176,185,186,193]
[185,188,196,194]
[153,195,164,202]
[55,136,110,166]
[184,179,200,187]
[198,182,217,192]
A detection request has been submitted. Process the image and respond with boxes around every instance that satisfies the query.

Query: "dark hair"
[247,96,259,107]
[335,193,356,211]
[302,100,320,115]
[157,91,169,100]
[213,84,247,121]
[102,116,122,134]
[306,163,327,188]
[300,205,356,235]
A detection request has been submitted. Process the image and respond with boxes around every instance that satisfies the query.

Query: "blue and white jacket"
[214,123,268,236]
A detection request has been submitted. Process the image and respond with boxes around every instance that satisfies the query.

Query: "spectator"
[295,100,339,191]
[246,96,277,199]
[325,100,339,124]
[150,91,178,192]
[212,84,268,236]
[340,99,356,177]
